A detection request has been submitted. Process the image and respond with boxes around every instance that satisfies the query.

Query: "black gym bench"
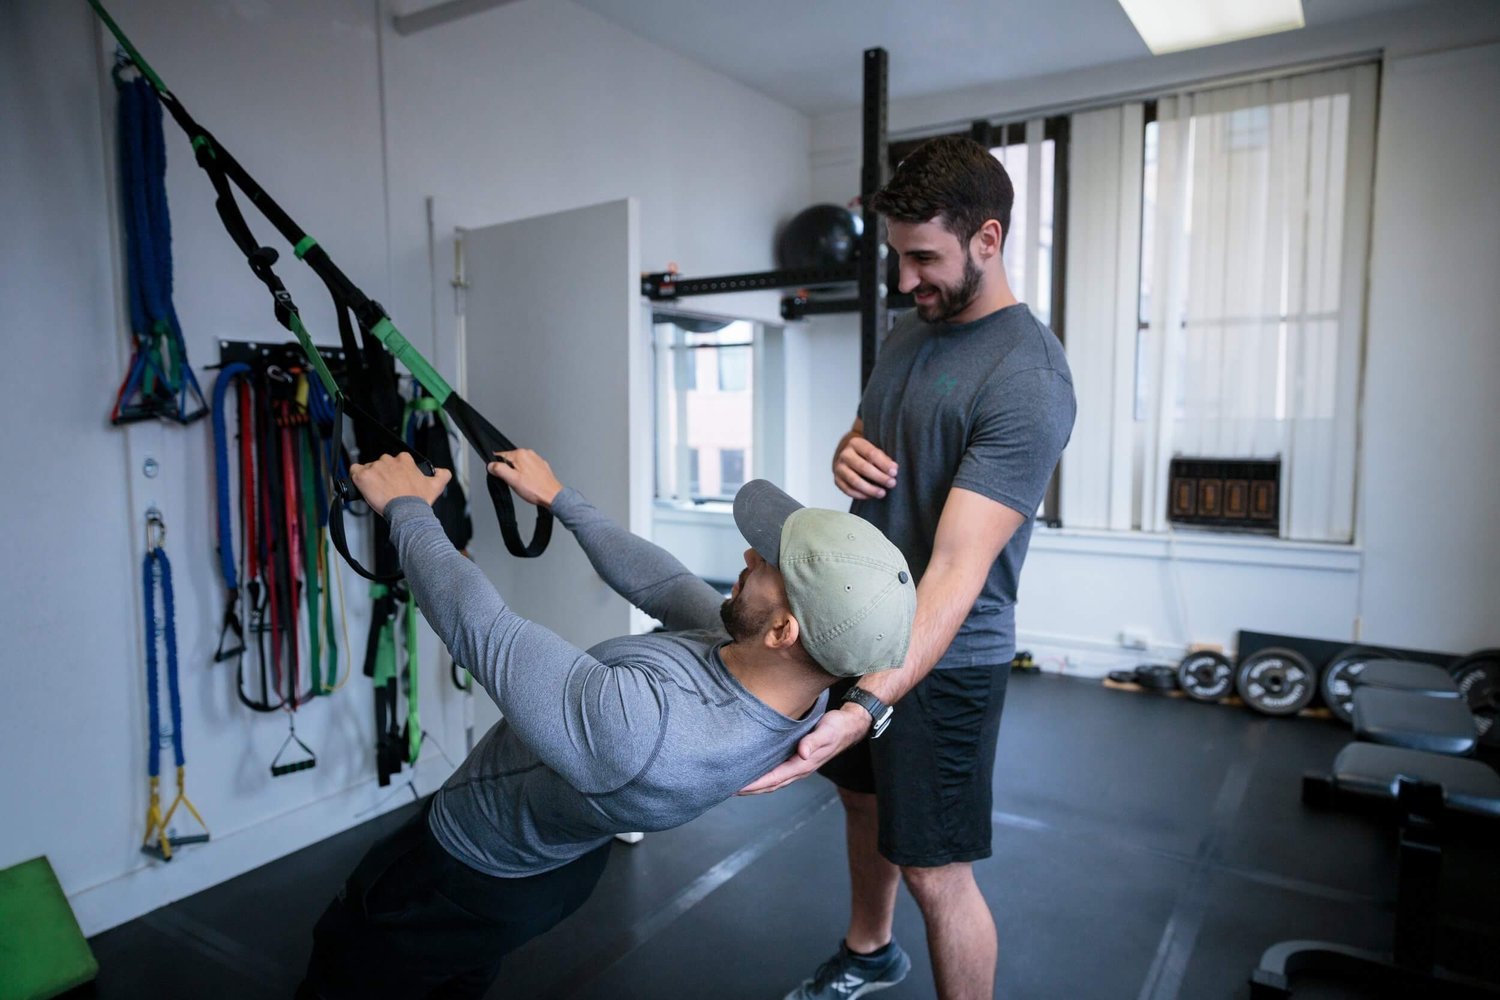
[1251,660,1500,997]
[1351,660,1479,757]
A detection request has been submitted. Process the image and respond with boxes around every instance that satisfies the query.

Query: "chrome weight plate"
[1177,650,1234,702]
[1236,647,1316,716]
[1449,649,1500,748]
[1319,645,1393,725]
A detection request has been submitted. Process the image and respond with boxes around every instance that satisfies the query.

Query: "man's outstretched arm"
[351,455,660,793]
[489,449,724,632]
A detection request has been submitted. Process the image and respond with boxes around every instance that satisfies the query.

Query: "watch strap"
[842,687,893,739]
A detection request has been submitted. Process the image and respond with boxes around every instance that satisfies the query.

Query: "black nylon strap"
[324,398,439,584]
[442,394,553,559]
[156,84,549,568]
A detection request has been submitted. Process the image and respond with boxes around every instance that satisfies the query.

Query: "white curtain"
[990,118,1058,517]
[1140,64,1378,541]
[992,118,1052,326]
[1059,104,1145,531]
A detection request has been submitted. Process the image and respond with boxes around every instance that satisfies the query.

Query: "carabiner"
[145,507,167,551]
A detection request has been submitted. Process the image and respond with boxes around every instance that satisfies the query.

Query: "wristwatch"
[842,687,893,739]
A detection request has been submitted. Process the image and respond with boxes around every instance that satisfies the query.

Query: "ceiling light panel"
[1118,0,1305,55]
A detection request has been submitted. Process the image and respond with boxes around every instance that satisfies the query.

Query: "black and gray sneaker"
[784,940,912,999]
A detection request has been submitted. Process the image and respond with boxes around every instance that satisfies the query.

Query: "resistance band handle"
[443,395,552,559]
[235,654,286,713]
[214,600,245,663]
[271,759,316,777]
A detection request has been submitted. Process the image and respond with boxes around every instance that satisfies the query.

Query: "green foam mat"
[0,856,98,1000]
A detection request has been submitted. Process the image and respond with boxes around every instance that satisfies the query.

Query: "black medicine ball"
[776,204,863,270]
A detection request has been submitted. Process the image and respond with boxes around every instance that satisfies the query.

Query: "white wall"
[379,0,811,360]
[801,2,1500,671]
[2,0,406,938]
[1358,41,1500,650]
[379,0,814,586]
[0,0,809,934]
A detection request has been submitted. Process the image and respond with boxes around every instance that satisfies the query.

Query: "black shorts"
[298,803,610,1000]
[820,663,1009,868]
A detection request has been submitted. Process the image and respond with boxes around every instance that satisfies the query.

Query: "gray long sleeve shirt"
[385,488,826,878]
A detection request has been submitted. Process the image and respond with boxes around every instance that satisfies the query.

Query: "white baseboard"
[70,757,451,936]
[1016,631,1190,679]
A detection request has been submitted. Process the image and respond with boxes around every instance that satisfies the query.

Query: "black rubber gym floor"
[77,672,1468,998]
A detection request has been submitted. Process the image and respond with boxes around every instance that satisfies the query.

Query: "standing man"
[747,136,1076,1000]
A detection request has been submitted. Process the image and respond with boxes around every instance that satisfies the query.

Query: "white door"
[459,198,648,736]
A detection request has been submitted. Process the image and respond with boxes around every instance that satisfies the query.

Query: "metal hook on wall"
[145,506,166,551]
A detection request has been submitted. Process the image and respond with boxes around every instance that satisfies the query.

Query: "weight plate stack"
[1319,645,1393,725]
[1236,647,1316,716]
[1177,650,1234,702]
[1448,648,1500,748]
[1133,664,1179,692]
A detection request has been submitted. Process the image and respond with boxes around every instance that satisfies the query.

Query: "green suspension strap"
[298,412,330,694]
[406,596,422,765]
[366,582,422,770]
[305,374,347,695]
[319,532,341,695]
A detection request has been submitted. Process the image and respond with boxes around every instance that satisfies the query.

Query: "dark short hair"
[869,136,1014,249]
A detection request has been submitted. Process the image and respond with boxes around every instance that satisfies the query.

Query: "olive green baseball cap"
[733,480,915,678]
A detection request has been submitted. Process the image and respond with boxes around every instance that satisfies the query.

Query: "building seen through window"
[654,316,757,503]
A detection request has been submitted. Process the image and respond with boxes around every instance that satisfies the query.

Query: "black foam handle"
[271,759,316,777]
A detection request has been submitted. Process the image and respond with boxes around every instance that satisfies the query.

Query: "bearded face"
[719,590,774,643]
[912,248,983,323]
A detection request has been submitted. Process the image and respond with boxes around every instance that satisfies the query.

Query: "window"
[892,119,1067,523]
[719,449,746,494]
[992,122,1064,522]
[990,123,1059,329]
[718,345,750,392]
[1058,64,1378,542]
[654,314,776,504]
[890,120,1063,329]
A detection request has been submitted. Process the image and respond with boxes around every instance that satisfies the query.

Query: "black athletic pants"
[297,803,611,999]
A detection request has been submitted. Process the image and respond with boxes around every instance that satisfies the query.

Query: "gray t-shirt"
[854,303,1075,668]
[385,489,827,877]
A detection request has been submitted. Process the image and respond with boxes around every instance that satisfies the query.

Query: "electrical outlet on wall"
[1119,627,1151,651]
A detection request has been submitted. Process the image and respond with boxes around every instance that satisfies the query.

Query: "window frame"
[651,309,782,510]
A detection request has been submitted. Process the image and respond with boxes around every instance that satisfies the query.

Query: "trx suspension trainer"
[88,0,552,584]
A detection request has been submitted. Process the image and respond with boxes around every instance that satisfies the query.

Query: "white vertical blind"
[994,118,1051,325]
[1023,118,1045,310]
[1139,64,1378,540]
[1059,104,1145,530]
[989,119,1061,519]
